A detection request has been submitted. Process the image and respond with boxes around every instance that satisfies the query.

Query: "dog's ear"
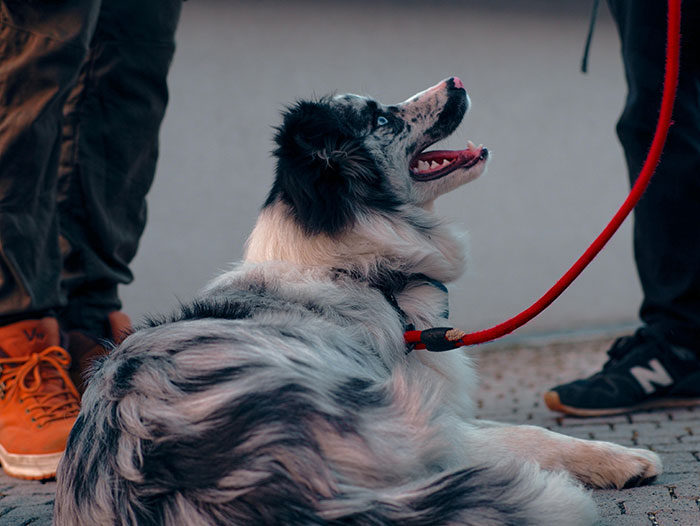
[269,100,398,236]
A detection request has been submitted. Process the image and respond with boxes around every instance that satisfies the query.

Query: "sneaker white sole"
[544,390,700,417]
[0,442,63,480]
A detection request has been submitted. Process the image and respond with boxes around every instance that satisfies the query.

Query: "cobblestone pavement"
[475,337,700,526]
[1,336,699,525]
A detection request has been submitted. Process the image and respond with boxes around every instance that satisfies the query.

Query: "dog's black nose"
[479,148,489,160]
[448,77,465,90]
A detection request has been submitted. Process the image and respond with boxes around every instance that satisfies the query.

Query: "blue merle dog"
[54,78,661,526]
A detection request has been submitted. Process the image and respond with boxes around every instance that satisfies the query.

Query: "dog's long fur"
[54,79,661,526]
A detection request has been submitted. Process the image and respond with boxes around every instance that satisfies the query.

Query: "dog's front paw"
[566,441,662,489]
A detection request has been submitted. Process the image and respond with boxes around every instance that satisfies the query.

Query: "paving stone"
[653,452,700,475]
[608,485,677,514]
[476,338,700,524]
[653,510,700,526]
[593,514,655,526]
[558,414,634,427]
[0,494,54,507]
[668,478,700,499]
[628,412,671,423]
[651,442,700,453]
[667,409,700,422]
[0,503,53,525]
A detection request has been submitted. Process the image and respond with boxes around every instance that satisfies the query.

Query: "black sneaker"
[544,327,700,416]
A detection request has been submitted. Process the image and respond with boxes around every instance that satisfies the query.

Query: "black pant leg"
[0,0,100,320]
[607,0,700,349]
[57,0,182,335]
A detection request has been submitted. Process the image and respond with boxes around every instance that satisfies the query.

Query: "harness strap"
[332,268,452,344]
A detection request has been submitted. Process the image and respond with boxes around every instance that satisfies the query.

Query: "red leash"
[405,0,682,351]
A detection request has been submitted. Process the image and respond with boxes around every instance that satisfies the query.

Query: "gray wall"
[121,0,644,342]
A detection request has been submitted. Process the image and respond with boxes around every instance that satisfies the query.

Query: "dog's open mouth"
[410,141,488,181]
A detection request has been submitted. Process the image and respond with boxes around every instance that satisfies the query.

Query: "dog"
[54,78,662,526]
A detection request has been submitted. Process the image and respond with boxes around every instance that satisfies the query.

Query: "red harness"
[405,0,682,352]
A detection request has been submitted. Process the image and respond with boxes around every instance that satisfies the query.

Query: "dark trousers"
[607,0,700,349]
[0,0,182,336]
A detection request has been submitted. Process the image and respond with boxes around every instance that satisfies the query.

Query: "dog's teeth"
[418,160,430,171]
[441,159,451,167]
[430,161,440,169]
[467,140,476,150]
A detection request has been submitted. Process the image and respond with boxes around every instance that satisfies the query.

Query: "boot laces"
[0,346,80,426]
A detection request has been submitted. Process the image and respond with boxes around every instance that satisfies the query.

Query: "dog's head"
[267,77,488,236]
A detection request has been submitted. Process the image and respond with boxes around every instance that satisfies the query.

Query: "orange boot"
[0,318,80,480]
[67,311,132,394]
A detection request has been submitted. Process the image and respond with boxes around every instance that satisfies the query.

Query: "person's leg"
[611,0,700,350]
[56,0,182,339]
[0,0,100,320]
[0,0,101,480]
[544,0,700,416]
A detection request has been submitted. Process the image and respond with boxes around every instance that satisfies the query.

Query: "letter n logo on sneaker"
[629,359,673,395]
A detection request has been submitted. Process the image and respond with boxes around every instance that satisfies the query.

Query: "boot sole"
[544,390,700,417]
[0,442,63,480]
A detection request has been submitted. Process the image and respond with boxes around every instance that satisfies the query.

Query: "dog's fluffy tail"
[55,415,597,526]
[319,462,597,526]
[56,462,595,526]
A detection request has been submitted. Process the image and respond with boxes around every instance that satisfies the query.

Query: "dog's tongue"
[410,141,483,179]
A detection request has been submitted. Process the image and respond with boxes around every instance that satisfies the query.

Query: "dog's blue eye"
[376,116,388,126]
